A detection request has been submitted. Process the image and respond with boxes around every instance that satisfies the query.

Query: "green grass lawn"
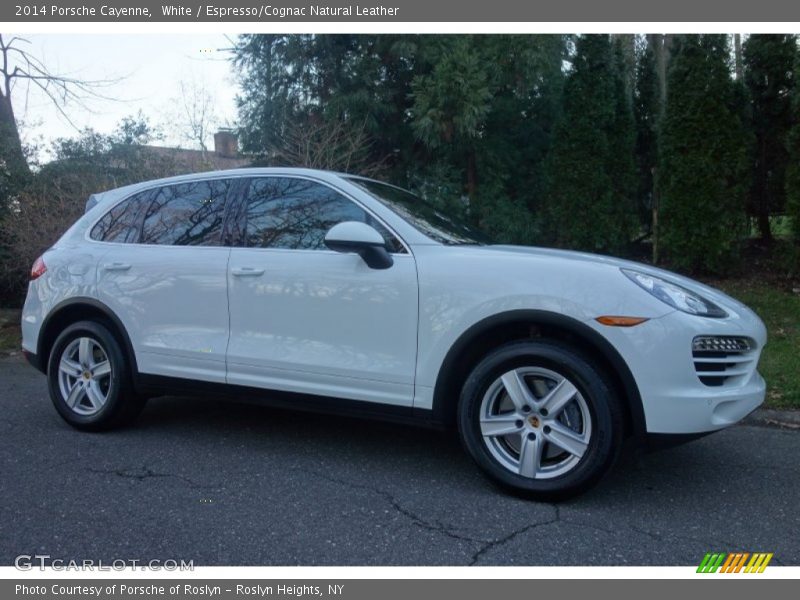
[0,280,797,410]
[711,279,800,410]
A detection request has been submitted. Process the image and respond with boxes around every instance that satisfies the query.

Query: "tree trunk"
[650,34,672,118]
[647,34,672,264]
[466,149,478,206]
[734,34,744,81]
[756,211,772,243]
[652,182,660,265]
[0,91,30,178]
[756,137,774,242]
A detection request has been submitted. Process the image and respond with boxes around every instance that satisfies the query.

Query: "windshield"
[348,178,494,245]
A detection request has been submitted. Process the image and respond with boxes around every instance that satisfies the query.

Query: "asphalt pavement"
[1,355,798,566]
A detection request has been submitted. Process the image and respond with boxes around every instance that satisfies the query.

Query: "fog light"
[692,336,752,353]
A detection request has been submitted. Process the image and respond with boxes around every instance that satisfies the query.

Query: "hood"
[484,245,755,318]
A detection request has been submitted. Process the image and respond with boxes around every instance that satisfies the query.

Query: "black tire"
[458,339,623,501]
[46,320,145,431]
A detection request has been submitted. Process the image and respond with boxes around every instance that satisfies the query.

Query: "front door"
[226,176,418,407]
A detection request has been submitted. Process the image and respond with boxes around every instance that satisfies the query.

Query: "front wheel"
[47,321,145,431]
[458,340,623,500]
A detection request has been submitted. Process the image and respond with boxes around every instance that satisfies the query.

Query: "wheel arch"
[38,297,138,377]
[430,309,646,440]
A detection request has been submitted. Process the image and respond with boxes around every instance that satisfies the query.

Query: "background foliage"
[232,33,800,271]
[0,116,176,301]
[2,34,800,305]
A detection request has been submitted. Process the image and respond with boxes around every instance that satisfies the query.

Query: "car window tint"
[140,179,232,246]
[90,190,152,243]
[243,177,404,252]
[348,177,493,245]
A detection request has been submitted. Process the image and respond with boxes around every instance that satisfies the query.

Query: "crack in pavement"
[468,507,561,566]
[87,465,223,490]
[303,469,493,546]
[303,468,572,564]
[304,470,760,566]
[469,513,749,566]
[552,517,744,563]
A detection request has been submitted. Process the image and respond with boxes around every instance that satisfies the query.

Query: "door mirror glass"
[324,222,393,269]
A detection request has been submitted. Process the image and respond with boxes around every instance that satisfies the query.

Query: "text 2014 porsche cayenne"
[21,168,767,499]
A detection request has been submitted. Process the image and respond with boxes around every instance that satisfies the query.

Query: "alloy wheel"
[479,366,592,479]
[57,337,112,416]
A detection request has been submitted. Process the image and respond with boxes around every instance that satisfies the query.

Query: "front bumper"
[590,307,767,435]
[642,372,765,434]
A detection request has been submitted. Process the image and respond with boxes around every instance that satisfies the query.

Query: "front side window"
[90,190,153,243]
[139,179,232,246]
[348,177,493,245]
[242,177,404,252]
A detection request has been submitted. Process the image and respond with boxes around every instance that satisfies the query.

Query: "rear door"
[226,176,419,407]
[94,177,238,384]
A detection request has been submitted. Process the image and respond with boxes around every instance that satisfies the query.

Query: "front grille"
[692,336,757,387]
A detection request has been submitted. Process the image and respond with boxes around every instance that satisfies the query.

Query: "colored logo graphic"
[697,552,773,573]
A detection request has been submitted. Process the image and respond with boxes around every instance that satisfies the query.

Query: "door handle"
[102,262,131,272]
[231,267,265,277]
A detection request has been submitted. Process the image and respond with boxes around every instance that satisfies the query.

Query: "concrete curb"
[744,408,800,430]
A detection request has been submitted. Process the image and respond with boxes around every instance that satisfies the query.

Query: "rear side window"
[139,179,233,246]
[89,190,152,243]
[241,177,404,252]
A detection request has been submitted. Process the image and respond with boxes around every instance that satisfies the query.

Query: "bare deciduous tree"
[0,34,122,174]
[269,118,386,178]
[176,77,218,153]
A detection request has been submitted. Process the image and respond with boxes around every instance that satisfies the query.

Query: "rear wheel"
[458,340,622,500]
[47,321,145,431]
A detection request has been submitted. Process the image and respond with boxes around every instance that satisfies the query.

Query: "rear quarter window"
[89,190,152,243]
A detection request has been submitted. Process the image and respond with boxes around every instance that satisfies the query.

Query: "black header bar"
[5,0,800,23]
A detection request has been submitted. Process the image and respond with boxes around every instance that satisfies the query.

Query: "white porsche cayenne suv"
[21,168,767,499]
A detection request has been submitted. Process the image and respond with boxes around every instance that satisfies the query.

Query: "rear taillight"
[30,256,47,281]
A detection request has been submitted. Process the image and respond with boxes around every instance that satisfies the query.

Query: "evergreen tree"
[541,34,637,254]
[658,35,751,273]
[233,34,568,245]
[410,35,567,244]
[233,34,299,156]
[410,36,491,205]
[743,34,797,242]
[787,44,800,242]
[234,34,420,172]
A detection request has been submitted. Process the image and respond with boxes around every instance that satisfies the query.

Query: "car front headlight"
[621,269,727,318]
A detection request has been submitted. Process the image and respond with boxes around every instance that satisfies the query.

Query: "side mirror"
[324,221,394,270]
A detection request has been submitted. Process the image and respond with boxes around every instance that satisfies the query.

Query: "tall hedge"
[541,35,637,254]
[657,35,751,273]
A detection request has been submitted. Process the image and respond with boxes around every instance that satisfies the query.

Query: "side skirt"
[134,373,443,430]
